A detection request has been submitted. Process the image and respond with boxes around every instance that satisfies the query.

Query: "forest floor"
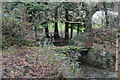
[2,27,117,78]
[2,46,116,78]
[2,47,63,78]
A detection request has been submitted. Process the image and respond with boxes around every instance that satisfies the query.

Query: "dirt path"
[80,65,116,78]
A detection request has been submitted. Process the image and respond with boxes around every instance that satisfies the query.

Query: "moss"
[2,47,18,54]
[90,48,97,53]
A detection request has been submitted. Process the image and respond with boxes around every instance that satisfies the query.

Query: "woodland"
[2,2,120,79]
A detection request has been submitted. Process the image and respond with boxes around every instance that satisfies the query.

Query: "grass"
[48,22,103,32]
[48,22,65,31]
[2,46,18,54]
[48,22,78,33]
[36,22,102,33]
[92,24,103,28]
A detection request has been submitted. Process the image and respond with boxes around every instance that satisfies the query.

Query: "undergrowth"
[2,46,83,78]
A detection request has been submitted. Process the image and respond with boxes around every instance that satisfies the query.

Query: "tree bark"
[84,2,103,32]
[103,2,109,27]
[83,3,103,47]
[65,9,69,40]
[84,11,92,32]
[70,23,73,38]
[45,26,50,38]
[77,23,80,34]
[34,26,37,38]
[54,7,60,40]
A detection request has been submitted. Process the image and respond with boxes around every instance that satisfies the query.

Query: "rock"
[86,49,112,69]
[78,48,114,69]
[69,34,85,46]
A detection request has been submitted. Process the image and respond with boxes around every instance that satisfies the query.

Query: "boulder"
[79,48,114,69]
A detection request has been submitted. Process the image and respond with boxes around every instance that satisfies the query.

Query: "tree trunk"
[54,7,60,40]
[84,11,94,47]
[83,3,103,47]
[65,9,69,40]
[45,25,50,38]
[70,23,73,38]
[84,11,92,32]
[103,2,109,27]
[54,22,60,40]
[34,26,37,38]
[84,2,103,32]
[77,23,80,34]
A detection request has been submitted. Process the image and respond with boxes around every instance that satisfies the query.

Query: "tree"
[54,6,60,40]
[2,2,30,47]
[45,25,50,38]
[65,9,69,40]
[70,23,74,38]
[2,2,53,47]
[62,2,81,40]
[83,2,103,32]
[103,2,109,27]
